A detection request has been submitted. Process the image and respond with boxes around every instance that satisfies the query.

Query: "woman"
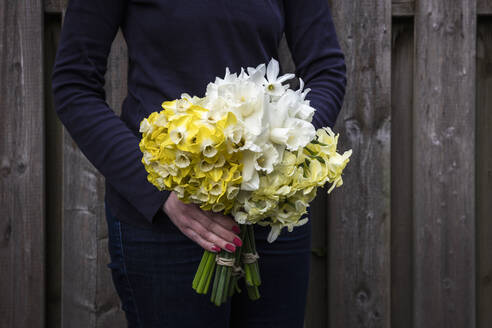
[52,1,346,327]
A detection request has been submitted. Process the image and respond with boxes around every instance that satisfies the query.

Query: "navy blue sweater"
[52,0,346,229]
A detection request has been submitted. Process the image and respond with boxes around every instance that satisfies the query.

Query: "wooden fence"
[1,0,490,327]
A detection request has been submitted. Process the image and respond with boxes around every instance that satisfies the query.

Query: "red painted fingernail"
[225,244,236,252]
[233,237,242,247]
[211,245,221,252]
[232,226,240,234]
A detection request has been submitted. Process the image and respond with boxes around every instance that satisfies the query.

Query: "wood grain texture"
[413,1,476,327]
[328,0,392,327]
[477,18,492,328]
[478,0,492,15]
[392,0,415,17]
[390,18,414,328]
[44,0,67,14]
[0,1,45,327]
[60,30,127,328]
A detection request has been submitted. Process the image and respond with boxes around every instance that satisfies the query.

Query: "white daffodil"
[212,203,225,213]
[214,154,226,168]
[172,98,192,112]
[154,113,168,127]
[198,159,214,172]
[295,78,311,101]
[270,127,290,145]
[169,125,187,144]
[293,103,315,122]
[267,91,293,129]
[190,187,209,203]
[180,93,204,106]
[200,110,222,126]
[246,63,266,84]
[166,164,179,177]
[233,210,248,224]
[142,151,153,165]
[226,185,239,200]
[174,186,185,198]
[241,156,260,191]
[267,223,282,243]
[254,143,279,174]
[264,58,295,97]
[139,118,153,134]
[175,151,191,168]
[209,181,224,196]
[201,139,218,158]
[283,118,316,151]
[153,163,170,178]
[224,124,244,145]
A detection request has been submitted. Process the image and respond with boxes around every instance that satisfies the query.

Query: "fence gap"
[390,15,414,328]
[476,16,492,328]
[44,12,63,328]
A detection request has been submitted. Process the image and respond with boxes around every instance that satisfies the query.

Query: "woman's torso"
[120,0,285,135]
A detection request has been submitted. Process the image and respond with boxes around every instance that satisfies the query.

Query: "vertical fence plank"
[477,17,492,328]
[413,1,476,327]
[390,17,414,328]
[328,0,392,327]
[45,12,63,328]
[61,129,100,328]
[0,1,45,327]
[60,28,128,328]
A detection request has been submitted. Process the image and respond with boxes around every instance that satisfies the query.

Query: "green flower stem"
[221,262,232,304]
[210,260,223,302]
[242,225,260,289]
[203,258,216,293]
[244,262,254,286]
[242,225,252,286]
[197,250,215,294]
[246,285,260,301]
[246,225,261,286]
[228,228,246,297]
[192,251,210,290]
[228,276,237,298]
[214,252,229,306]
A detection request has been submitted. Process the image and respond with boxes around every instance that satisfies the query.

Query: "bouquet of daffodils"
[139,59,351,305]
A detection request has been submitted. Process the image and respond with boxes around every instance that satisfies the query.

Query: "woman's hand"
[162,192,242,253]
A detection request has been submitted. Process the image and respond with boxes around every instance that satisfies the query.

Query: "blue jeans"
[105,200,311,328]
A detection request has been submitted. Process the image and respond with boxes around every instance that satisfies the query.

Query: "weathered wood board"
[413,0,476,327]
[0,1,45,327]
[328,0,392,327]
[60,30,127,328]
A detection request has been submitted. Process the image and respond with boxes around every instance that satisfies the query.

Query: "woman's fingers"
[190,209,242,252]
[186,219,237,253]
[181,226,220,253]
[205,210,241,234]
[163,192,242,252]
